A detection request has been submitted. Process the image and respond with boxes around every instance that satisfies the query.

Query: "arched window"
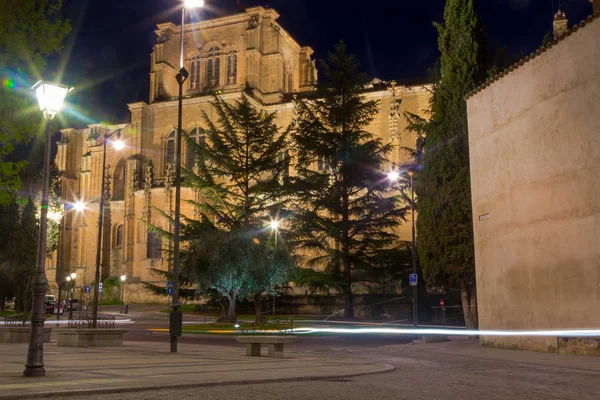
[190,56,200,90]
[115,225,124,247]
[166,130,176,167]
[206,46,221,88]
[227,51,237,84]
[186,128,205,169]
[146,231,162,259]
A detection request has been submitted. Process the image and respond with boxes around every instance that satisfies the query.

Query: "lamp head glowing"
[387,171,400,182]
[184,0,204,8]
[73,201,86,212]
[70,272,77,280]
[66,276,71,282]
[32,80,72,120]
[269,220,280,231]
[113,140,125,151]
[120,275,126,282]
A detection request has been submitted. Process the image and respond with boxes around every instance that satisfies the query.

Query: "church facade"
[49,6,431,304]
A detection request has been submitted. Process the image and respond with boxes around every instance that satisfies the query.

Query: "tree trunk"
[342,188,354,320]
[216,296,228,322]
[253,292,265,323]
[460,280,478,329]
[226,293,237,322]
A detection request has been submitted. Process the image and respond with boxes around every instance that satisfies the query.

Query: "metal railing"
[67,312,115,329]
[241,319,294,335]
[4,314,31,327]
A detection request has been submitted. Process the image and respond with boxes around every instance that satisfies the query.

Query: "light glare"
[113,140,125,151]
[70,272,77,279]
[269,220,280,230]
[184,0,204,8]
[120,275,127,282]
[387,171,400,182]
[32,81,71,119]
[73,201,86,212]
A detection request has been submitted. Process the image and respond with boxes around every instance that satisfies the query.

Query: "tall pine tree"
[182,95,294,322]
[416,0,486,328]
[289,42,405,320]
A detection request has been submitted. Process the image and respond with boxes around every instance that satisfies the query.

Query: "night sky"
[54,0,594,126]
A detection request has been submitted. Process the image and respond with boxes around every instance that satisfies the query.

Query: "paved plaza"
[1,338,599,400]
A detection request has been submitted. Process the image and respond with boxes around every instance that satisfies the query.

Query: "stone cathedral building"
[49,6,431,304]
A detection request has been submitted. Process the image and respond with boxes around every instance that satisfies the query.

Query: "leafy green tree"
[0,0,70,204]
[0,198,38,312]
[416,0,486,328]
[179,95,293,321]
[289,42,405,320]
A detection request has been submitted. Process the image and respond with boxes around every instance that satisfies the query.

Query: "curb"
[0,364,395,400]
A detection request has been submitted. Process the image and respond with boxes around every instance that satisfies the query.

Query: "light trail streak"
[292,327,600,337]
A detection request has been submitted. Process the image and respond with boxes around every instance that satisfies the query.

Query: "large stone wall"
[466,18,600,352]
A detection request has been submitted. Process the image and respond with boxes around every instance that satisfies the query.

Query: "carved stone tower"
[553,9,568,39]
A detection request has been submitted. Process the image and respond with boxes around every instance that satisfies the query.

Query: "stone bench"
[0,327,52,343]
[235,335,296,358]
[57,328,128,347]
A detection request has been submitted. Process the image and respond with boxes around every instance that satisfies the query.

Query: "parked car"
[45,301,55,314]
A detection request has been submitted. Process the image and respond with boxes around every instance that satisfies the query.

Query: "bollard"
[124,304,129,314]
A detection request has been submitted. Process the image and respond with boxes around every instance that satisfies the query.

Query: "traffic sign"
[98,283,103,292]
[440,299,445,307]
[409,273,418,286]
[84,285,91,293]
[167,281,173,288]
[167,287,173,295]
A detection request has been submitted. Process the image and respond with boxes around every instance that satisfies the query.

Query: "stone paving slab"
[0,341,393,400]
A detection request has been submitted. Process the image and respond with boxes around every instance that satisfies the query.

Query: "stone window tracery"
[190,56,200,90]
[146,231,162,259]
[166,130,176,168]
[227,51,238,84]
[115,225,124,247]
[206,46,221,88]
[186,127,205,169]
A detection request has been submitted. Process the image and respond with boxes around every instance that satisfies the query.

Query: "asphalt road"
[113,306,415,349]
[40,338,600,400]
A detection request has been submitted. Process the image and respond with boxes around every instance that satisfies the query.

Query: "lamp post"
[268,220,280,319]
[24,81,71,378]
[388,170,417,327]
[67,272,77,320]
[170,0,205,353]
[120,275,126,314]
[91,130,125,328]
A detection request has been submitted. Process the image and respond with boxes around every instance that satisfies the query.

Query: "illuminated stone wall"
[467,16,600,352]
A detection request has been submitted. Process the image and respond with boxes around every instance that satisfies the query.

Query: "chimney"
[553,9,568,39]
[591,0,600,15]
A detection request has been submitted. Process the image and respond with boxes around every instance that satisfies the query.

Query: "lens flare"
[3,79,15,89]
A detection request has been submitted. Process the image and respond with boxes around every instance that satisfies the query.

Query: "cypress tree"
[416,0,486,328]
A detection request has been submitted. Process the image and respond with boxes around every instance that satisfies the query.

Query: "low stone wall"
[0,327,52,343]
[56,329,128,347]
[481,336,600,356]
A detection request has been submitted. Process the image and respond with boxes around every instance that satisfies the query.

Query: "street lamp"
[388,169,418,327]
[24,81,71,378]
[67,272,77,320]
[170,0,205,353]
[120,275,127,314]
[91,129,124,328]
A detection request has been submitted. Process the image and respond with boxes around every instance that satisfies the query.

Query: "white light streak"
[291,327,600,338]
